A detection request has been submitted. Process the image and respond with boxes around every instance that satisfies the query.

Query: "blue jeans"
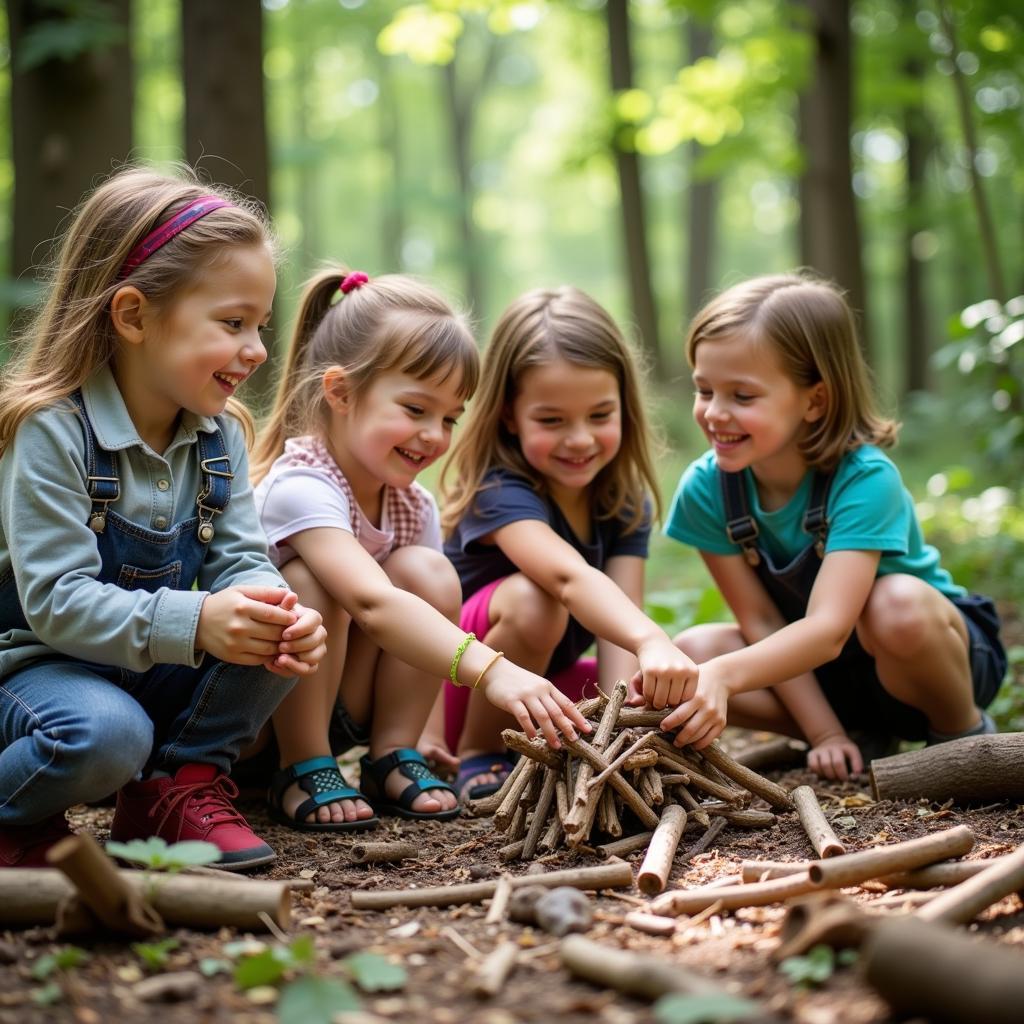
[0,657,292,825]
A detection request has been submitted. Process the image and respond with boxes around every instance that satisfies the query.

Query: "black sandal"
[268,756,379,833]
[359,748,461,821]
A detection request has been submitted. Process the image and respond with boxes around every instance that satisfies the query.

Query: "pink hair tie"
[339,271,369,294]
[118,196,232,280]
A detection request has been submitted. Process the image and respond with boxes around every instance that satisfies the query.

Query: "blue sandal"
[268,756,379,833]
[359,748,460,821]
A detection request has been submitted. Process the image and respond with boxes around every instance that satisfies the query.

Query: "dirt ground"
[1,608,1021,1023]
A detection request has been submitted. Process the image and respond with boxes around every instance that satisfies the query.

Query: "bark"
[9,0,132,284]
[869,734,1024,804]
[494,759,539,832]
[637,805,688,895]
[606,0,662,372]
[350,860,635,911]
[797,0,869,355]
[862,916,1024,1024]
[521,767,558,861]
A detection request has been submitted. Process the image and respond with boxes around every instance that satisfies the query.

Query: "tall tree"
[607,0,662,372]
[8,0,132,285]
[684,14,718,322]
[181,0,269,210]
[797,0,869,353]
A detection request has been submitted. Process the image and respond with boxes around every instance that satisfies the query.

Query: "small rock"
[508,884,548,925]
[534,887,593,937]
[132,971,201,1003]
[467,863,493,879]
[246,985,279,1005]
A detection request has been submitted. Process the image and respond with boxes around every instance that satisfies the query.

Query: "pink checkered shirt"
[280,436,432,557]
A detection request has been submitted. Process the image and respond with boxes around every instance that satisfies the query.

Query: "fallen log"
[862,915,1024,1024]
[791,785,845,858]
[350,860,634,911]
[869,733,1024,804]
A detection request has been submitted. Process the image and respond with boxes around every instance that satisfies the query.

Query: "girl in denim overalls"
[661,274,1006,780]
[0,168,327,869]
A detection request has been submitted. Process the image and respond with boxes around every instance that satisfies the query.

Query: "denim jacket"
[0,365,283,678]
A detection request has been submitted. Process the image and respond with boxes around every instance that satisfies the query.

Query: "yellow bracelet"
[449,632,476,685]
[472,651,504,690]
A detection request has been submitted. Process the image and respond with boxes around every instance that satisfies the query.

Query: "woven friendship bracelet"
[449,632,476,685]
[472,651,504,690]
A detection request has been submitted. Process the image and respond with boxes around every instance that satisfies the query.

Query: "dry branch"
[650,871,816,917]
[349,841,420,865]
[637,805,688,896]
[700,741,793,809]
[472,940,519,997]
[916,841,1024,924]
[791,785,846,858]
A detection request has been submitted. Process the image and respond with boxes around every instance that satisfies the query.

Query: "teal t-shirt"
[665,446,964,599]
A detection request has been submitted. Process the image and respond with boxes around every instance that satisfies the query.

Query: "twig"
[792,785,846,858]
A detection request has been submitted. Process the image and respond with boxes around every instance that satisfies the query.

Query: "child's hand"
[634,635,700,709]
[196,585,298,666]
[660,663,727,750]
[268,597,328,678]
[807,732,863,781]
[481,662,592,750]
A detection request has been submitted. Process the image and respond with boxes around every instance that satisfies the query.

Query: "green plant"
[105,836,221,872]
[131,937,179,972]
[29,946,90,1006]
[653,992,761,1024]
[778,945,857,988]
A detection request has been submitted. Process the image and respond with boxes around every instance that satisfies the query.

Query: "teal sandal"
[268,756,379,833]
[359,748,461,821]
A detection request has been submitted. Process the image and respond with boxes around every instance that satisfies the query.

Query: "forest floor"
[1,615,1022,1023]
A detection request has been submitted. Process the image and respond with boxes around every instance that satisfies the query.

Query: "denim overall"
[720,470,1006,739]
[0,394,287,825]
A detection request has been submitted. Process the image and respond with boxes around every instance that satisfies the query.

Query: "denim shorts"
[817,592,1008,740]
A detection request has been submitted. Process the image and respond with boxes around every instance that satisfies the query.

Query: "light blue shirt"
[0,365,283,678]
[665,446,964,599]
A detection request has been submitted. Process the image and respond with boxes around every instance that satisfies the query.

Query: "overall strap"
[719,471,761,567]
[69,391,120,534]
[194,426,233,543]
[801,471,835,559]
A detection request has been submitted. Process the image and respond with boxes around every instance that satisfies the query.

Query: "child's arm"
[287,526,591,748]
[662,549,878,766]
[490,520,697,708]
[596,554,643,698]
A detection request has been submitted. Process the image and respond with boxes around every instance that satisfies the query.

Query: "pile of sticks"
[466,681,793,890]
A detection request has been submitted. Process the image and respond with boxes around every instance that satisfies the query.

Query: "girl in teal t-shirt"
[662,273,1006,780]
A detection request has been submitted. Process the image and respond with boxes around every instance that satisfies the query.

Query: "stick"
[673,785,710,827]
[498,840,526,863]
[560,934,735,1000]
[622,749,659,770]
[586,731,657,791]
[675,816,727,868]
[494,759,539,832]
[650,871,817,917]
[598,786,622,838]
[485,876,514,925]
[562,736,660,833]
[808,825,976,889]
[640,765,664,807]
[791,785,846,858]
[472,941,520,998]
[539,814,564,854]
[916,842,1024,924]
[522,767,558,860]
[500,730,563,770]
[637,805,688,896]
[733,736,809,771]
[703,804,777,829]
[350,860,635,911]
[555,778,569,825]
[622,910,678,936]
[877,856,1010,890]
[699,741,793,809]
[349,841,421,865]
[596,832,654,859]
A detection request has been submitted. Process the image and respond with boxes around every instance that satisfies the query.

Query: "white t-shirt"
[254,463,442,568]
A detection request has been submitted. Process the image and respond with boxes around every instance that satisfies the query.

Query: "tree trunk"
[685,17,717,321]
[376,46,405,271]
[797,0,869,355]
[8,0,133,285]
[902,62,931,394]
[870,733,1024,804]
[607,0,662,372]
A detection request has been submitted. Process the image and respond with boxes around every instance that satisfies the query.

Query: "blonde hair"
[442,285,660,535]
[0,165,275,455]
[251,270,478,482]
[686,273,898,469]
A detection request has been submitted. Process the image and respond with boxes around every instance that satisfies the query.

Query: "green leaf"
[654,992,761,1023]
[234,948,289,990]
[31,947,89,980]
[131,938,179,971]
[277,976,361,1024]
[31,981,63,1005]
[778,944,836,987]
[344,951,408,992]
[106,836,221,870]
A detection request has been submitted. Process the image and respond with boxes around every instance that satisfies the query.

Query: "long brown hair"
[0,165,274,454]
[441,285,661,535]
[686,273,898,469]
[251,270,478,482]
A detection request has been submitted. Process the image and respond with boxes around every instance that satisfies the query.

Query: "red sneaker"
[111,764,275,871]
[0,814,72,868]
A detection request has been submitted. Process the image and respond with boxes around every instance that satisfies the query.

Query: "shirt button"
[157,479,170,491]
[154,516,168,529]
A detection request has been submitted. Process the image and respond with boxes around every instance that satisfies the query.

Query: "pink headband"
[339,271,369,294]
[118,196,232,279]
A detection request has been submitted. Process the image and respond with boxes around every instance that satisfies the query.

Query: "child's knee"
[492,575,568,654]
[860,577,933,655]
[384,546,461,618]
[672,622,743,663]
[65,704,153,800]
